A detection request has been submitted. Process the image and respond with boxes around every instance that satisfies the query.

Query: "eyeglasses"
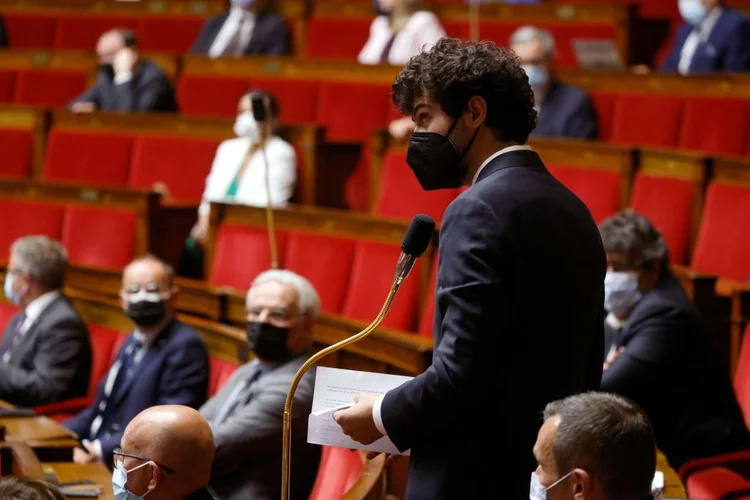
[246,307,297,323]
[112,447,175,474]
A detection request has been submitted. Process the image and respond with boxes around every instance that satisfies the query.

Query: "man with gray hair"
[510,25,598,139]
[0,235,91,406]
[598,210,749,470]
[200,269,321,500]
[532,392,656,500]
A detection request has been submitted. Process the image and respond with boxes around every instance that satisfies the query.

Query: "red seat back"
[3,12,57,48]
[54,14,139,50]
[590,91,615,142]
[548,165,622,224]
[610,94,684,148]
[316,82,390,142]
[247,77,319,125]
[61,205,138,269]
[733,324,750,428]
[86,324,121,396]
[418,257,439,339]
[14,69,88,107]
[678,98,750,156]
[177,75,249,118]
[0,200,65,261]
[308,447,364,500]
[0,70,17,103]
[136,16,205,53]
[0,303,19,336]
[685,466,750,500]
[208,357,240,397]
[304,17,371,60]
[0,128,34,179]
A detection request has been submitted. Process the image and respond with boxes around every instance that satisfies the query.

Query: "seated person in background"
[69,29,177,113]
[113,405,215,500]
[0,476,65,500]
[190,0,290,57]
[65,255,209,466]
[533,392,657,500]
[599,210,749,470]
[660,0,750,74]
[0,236,91,407]
[200,270,321,500]
[510,26,599,140]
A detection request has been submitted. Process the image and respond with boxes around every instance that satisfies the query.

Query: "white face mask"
[678,0,708,26]
[603,271,642,319]
[530,470,574,500]
[233,112,260,143]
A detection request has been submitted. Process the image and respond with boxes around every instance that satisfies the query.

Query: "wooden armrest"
[0,440,45,479]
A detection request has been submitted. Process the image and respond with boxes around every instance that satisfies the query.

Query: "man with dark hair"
[533,392,656,500]
[335,38,605,499]
[598,209,749,470]
[69,28,177,113]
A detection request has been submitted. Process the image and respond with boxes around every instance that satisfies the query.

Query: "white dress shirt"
[198,135,297,216]
[2,290,60,364]
[372,144,535,438]
[358,11,446,65]
[677,6,723,75]
[208,6,256,58]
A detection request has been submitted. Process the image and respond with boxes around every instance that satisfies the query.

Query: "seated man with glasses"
[113,405,215,499]
[65,255,210,467]
[200,269,322,500]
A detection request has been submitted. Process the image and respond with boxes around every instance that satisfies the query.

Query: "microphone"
[252,92,279,269]
[251,93,266,122]
[280,214,436,500]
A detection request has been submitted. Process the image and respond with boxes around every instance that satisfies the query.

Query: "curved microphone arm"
[280,281,401,500]
[260,139,279,269]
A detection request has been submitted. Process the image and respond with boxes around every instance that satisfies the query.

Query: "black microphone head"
[251,93,266,122]
[401,214,436,257]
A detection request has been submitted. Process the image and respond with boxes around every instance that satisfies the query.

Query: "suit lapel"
[9,296,63,361]
[112,325,171,405]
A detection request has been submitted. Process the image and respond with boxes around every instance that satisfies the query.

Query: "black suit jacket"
[531,81,599,140]
[380,150,606,499]
[69,59,177,112]
[601,275,749,470]
[0,294,91,407]
[190,11,290,56]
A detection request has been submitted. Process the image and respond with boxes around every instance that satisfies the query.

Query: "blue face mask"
[4,273,21,306]
[679,0,708,26]
[530,470,574,500]
[521,64,549,93]
[113,462,153,500]
[604,271,643,319]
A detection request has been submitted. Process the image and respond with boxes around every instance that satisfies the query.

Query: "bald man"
[69,28,177,113]
[113,405,215,500]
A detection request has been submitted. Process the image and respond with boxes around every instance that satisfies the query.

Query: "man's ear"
[466,95,487,126]
[148,463,160,491]
[572,468,592,500]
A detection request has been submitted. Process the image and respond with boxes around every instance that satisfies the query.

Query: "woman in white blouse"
[358,0,446,66]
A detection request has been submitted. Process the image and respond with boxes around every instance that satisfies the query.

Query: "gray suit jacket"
[200,353,320,500]
[0,294,92,407]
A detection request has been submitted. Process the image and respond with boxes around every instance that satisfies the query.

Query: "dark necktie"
[108,338,143,401]
[213,366,262,426]
[380,34,397,63]
[0,312,26,360]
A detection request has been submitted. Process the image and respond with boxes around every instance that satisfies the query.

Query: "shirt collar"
[24,290,60,323]
[230,5,256,22]
[605,312,627,331]
[132,329,159,350]
[472,145,534,185]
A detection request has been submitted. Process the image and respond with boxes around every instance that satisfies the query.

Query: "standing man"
[0,236,91,407]
[334,38,605,499]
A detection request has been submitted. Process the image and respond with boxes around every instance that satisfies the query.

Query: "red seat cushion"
[316,82,391,142]
[610,94,684,147]
[418,257,439,339]
[129,134,221,203]
[374,150,459,223]
[0,70,17,103]
[691,182,750,282]
[342,240,421,332]
[3,12,57,48]
[308,447,364,500]
[548,165,622,224]
[733,324,750,428]
[209,224,288,290]
[136,16,205,53]
[177,75,249,118]
[304,17,371,60]
[43,129,134,187]
[629,173,696,265]
[590,91,615,142]
[61,205,138,269]
[685,467,750,500]
[14,69,88,108]
[678,98,750,156]
[0,303,19,335]
[0,128,34,179]
[54,14,139,50]
[284,232,357,314]
[0,200,65,261]
[247,77,319,125]
[208,357,240,397]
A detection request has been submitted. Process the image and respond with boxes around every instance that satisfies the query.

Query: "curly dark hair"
[392,38,537,144]
[598,209,670,275]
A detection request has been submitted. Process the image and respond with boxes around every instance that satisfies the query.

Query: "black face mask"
[126,300,166,328]
[246,321,292,362]
[99,64,114,79]
[406,116,481,191]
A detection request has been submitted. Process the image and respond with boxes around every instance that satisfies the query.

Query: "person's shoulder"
[267,136,296,158]
[554,81,593,106]
[721,7,750,28]
[167,320,206,346]
[408,10,441,26]
[628,276,699,330]
[258,10,288,28]
[139,59,171,81]
[218,136,247,152]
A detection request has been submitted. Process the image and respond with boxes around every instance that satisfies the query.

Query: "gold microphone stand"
[259,113,279,269]
[280,281,400,500]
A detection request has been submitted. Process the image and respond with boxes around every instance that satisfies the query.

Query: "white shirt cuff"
[372,394,388,437]
[114,73,133,85]
[92,440,104,462]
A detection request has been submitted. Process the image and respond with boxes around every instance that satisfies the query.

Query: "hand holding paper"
[333,393,383,445]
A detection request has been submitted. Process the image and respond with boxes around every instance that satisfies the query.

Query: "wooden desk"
[0,401,78,461]
[657,451,687,499]
[44,462,114,500]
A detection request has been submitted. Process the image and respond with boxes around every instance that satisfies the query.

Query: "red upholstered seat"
[629,173,697,265]
[678,98,750,156]
[685,467,750,500]
[129,134,221,203]
[0,303,19,336]
[548,165,621,224]
[177,75,249,118]
[0,70,17,103]
[691,182,750,282]
[2,12,57,48]
[136,16,205,53]
[54,14,139,50]
[316,82,391,142]
[610,94,684,147]
[342,240,421,332]
[42,129,134,187]
[374,150,459,223]
[590,91,615,142]
[284,232,357,314]
[61,205,138,270]
[209,224,288,290]
[247,77,319,125]
[733,324,750,428]
[304,17,371,60]
[208,357,240,397]
[418,257,439,339]
[110,332,129,364]
[0,128,34,179]
[308,447,364,500]
[14,69,88,107]
[0,200,65,261]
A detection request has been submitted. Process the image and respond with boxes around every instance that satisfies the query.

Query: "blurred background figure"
[190,0,290,57]
[0,476,65,500]
[69,29,177,113]
[510,26,599,140]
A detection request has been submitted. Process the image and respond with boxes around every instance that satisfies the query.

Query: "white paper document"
[308,367,413,455]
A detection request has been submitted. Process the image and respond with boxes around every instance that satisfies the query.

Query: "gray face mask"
[529,470,573,500]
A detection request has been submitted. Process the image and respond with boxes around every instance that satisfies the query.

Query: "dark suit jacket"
[64,319,209,463]
[531,81,599,140]
[380,149,606,499]
[661,8,750,73]
[200,354,320,500]
[601,275,749,470]
[69,59,177,112]
[190,11,290,56]
[0,294,91,407]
